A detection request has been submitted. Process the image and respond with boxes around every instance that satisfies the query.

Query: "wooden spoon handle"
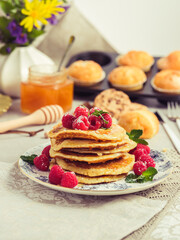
[0,111,45,133]
[0,105,63,133]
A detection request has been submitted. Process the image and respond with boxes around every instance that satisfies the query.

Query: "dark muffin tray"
[66,51,180,102]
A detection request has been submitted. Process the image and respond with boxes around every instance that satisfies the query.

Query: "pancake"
[48,123,126,141]
[49,160,127,184]
[50,148,125,163]
[63,140,136,155]
[76,173,127,184]
[50,136,131,151]
[55,153,134,177]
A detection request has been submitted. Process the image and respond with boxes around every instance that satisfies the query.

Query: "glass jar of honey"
[21,64,74,114]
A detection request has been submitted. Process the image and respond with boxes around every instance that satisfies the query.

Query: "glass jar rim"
[29,64,59,76]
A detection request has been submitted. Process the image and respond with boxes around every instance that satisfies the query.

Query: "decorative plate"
[18,143,173,196]
[0,94,12,115]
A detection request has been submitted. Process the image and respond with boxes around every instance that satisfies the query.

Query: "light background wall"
[74,0,180,56]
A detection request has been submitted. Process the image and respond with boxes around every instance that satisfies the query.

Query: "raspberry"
[88,115,102,130]
[133,148,147,161]
[101,113,112,128]
[49,165,64,185]
[33,154,49,171]
[41,145,51,159]
[133,161,147,175]
[139,155,156,168]
[62,113,76,129]
[89,107,101,115]
[72,115,90,130]
[60,172,78,188]
[74,106,89,118]
[136,144,150,154]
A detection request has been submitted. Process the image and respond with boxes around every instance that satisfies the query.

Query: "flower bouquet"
[0,0,68,55]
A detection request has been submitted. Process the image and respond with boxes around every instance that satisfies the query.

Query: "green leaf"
[142,167,157,176]
[126,129,148,145]
[0,44,16,55]
[28,29,45,39]
[142,167,158,181]
[0,46,9,55]
[0,17,10,31]
[0,1,14,14]
[13,0,20,5]
[135,139,148,145]
[129,129,143,138]
[125,167,158,183]
[125,173,138,183]
[20,154,37,165]
[92,110,109,124]
[92,110,108,116]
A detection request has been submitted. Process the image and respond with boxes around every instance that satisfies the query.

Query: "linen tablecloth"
[0,161,167,240]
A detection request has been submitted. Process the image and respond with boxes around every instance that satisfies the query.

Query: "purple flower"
[7,20,22,37]
[47,14,58,25]
[6,47,11,53]
[60,5,70,13]
[14,33,28,45]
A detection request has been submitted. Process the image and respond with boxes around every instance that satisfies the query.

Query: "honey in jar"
[21,64,73,114]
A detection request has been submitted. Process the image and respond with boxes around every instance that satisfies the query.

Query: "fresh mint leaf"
[125,167,158,183]
[92,110,109,124]
[92,110,108,116]
[125,173,138,183]
[20,154,37,165]
[142,167,158,181]
[126,129,148,145]
[129,129,143,138]
[135,139,148,145]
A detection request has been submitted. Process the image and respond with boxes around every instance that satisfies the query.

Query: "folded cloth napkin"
[0,162,166,240]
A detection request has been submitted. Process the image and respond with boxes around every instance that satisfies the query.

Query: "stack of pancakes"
[48,123,136,184]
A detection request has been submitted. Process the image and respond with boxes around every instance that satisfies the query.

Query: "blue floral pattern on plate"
[18,143,173,196]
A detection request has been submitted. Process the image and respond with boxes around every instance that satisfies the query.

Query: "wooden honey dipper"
[0,105,64,133]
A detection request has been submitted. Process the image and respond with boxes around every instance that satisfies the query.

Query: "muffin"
[118,109,159,139]
[151,70,180,93]
[68,60,105,86]
[157,51,180,70]
[116,50,154,72]
[108,66,147,91]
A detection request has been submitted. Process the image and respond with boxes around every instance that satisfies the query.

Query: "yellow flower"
[45,0,65,16]
[20,0,65,32]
